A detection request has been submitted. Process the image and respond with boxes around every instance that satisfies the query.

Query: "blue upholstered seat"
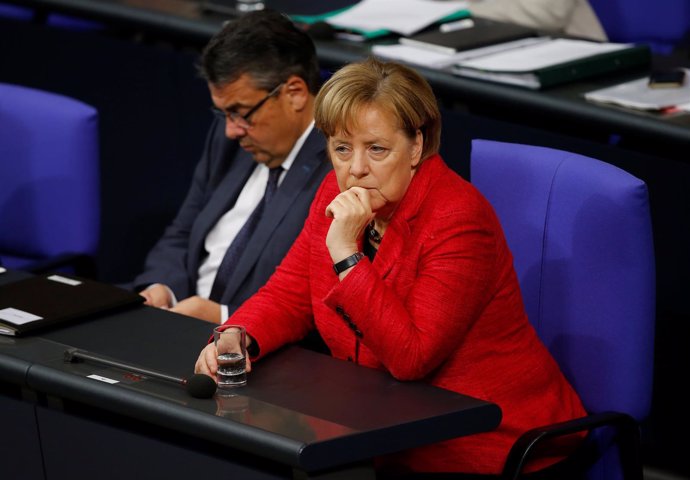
[471,139,655,480]
[0,82,100,277]
[589,0,690,54]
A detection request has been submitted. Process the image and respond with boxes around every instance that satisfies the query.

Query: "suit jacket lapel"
[221,129,327,300]
[370,155,439,279]
[188,149,256,281]
[371,220,408,279]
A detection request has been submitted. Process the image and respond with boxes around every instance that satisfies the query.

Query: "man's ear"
[284,75,310,112]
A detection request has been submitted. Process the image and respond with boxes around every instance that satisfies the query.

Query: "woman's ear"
[284,75,309,112]
[411,129,423,168]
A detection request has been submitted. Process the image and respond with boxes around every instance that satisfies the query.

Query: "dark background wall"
[0,15,687,478]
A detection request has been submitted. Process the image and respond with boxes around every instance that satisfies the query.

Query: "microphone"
[64,348,217,399]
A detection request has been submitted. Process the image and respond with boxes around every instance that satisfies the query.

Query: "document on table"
[450,38,649,89]
[455,38,628,72]
[373,36,545,69]
[326,0,469,36]
[372,43,466,69]
[584,69,690,111]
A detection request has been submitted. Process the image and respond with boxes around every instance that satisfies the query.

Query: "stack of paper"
[584,70,690,111]
[372,43,466,69]
[450,38,651,89]
[372,18,539,69]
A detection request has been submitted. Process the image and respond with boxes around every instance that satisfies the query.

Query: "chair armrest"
[501,411,642,480]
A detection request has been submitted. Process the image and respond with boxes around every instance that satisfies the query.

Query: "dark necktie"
[208,166,283,302]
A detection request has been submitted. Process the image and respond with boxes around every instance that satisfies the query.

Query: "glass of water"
[236,0,264,13]
[214,325,248,392]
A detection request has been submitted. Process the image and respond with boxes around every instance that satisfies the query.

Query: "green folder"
[452,40,651,90]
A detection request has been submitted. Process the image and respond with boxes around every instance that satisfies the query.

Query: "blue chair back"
[589,0,690,54]
[0,83,100,273]
[0,3,103,29]
[470,139,655,479]
[0,3,33,21]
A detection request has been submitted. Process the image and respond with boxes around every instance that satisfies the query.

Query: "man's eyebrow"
[216,100,251,113]
[218,104,236,113]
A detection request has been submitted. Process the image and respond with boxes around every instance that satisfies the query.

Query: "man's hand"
[170,296,221,324]
[139,284,173,308]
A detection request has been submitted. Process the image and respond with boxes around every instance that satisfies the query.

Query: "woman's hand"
[194,337,253,382]
[195,343,220,380]
[325,187,374,263]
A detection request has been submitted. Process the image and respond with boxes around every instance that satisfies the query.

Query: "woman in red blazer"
[196,58,586,476]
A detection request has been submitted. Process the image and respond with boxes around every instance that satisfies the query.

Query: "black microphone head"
[186,374,217,399]
[306,21,335,41]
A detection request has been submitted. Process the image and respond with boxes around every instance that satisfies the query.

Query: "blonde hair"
[315,57,441,161]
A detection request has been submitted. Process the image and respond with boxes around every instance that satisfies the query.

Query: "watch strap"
[333,252,365,275]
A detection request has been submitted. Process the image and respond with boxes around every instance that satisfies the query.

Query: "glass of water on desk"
[236,0,264,13]
[214,325,248,392]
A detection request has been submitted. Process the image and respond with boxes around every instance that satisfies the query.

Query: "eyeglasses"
[211,83,284,129]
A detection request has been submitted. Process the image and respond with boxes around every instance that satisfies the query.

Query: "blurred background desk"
[5,0,690,158]
[1,1,689,478]
[0,276,501,480]
[6,0,690,161]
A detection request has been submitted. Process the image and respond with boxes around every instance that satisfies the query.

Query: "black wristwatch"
[333,252,365,275]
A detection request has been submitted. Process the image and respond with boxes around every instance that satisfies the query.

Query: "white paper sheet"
[457,38,628,73]
[585,70,690,111]
[373,37,546,70]
[0,307,43,326]
[326,0,468,36]
[372,44,459,68]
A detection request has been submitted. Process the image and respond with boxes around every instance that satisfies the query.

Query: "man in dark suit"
[132,10,331,324]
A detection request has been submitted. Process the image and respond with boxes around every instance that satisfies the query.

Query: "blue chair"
[46,13,105,31]
[0,3,33,21]
[0,83,100,277]
[589,0,690,54]
[470,139,655,479]
[0,3,103,30]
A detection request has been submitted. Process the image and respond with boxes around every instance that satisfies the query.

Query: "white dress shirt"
[196,121,315,322]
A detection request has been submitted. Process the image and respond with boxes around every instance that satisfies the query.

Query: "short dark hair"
[199,9,321,94]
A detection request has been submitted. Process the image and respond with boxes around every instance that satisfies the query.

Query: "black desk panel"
[0,395,45,480]
[0,289,501,478]
[35,403,291,480]
[0,270,48,480]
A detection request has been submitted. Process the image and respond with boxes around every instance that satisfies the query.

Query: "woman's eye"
[369,145,387,154]
[334,145,350,154]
